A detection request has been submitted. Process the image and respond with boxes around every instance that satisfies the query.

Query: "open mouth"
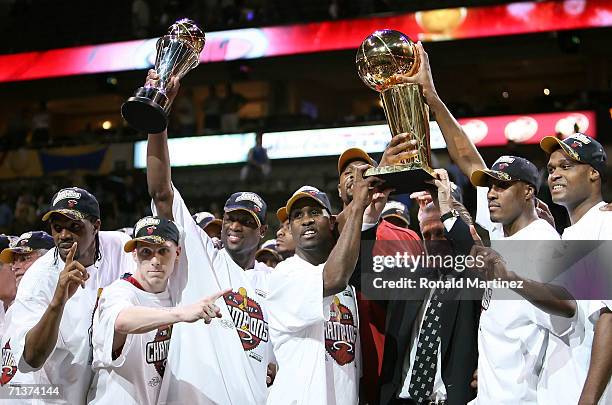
[551,184,566,192]
[302,228,317,239]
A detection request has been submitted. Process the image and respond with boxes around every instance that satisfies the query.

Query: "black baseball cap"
[381,201,410,226]
[540,133,607,178]
[124,216,180,252]
[224,192,267,227]
[0,235,14,252]
[192,211,222,231]
[471,156,540,192]
[0,231,54,263]
[286,186,333,217]
[42,187,100,222]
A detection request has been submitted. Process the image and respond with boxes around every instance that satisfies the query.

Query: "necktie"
[408,287,446,403]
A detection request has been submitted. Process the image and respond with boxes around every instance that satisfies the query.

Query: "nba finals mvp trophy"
[122,18,205,133]
[356,29,435,193]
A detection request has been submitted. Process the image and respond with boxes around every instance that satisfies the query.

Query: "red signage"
[1,0,612,82]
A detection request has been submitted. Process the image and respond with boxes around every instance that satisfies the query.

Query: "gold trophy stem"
[381,83,432,167]
[365,83,435,193]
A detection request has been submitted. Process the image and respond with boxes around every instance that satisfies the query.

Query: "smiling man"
[3,187,135,405]
[89,216,227,405]
[539,133,612,404]
[146,71,274,404]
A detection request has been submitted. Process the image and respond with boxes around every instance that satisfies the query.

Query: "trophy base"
[121,87,169,133]
[364,164,436,195]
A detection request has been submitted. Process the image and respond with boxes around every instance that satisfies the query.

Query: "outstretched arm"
[112,289,229,352]
[395,42,486,177]
[146,70,180,220]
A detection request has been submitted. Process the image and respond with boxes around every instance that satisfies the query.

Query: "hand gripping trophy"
[356,29,435,193]
[122,18,205,133]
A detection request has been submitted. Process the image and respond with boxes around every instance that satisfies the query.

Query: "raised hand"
[350,164,383,212]
[391,41,440,105]
[145,69,181,105]
[51,243,89,307]
[379,133,419,166]
[430,168,453,214]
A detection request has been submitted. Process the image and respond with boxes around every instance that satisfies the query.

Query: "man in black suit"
[376,170,481,405]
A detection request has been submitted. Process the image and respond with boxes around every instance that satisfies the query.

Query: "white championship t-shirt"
[88,278,172,405]
[266,255,360,405]
[474,187,577,403]
[155,187,273,405]
[3,231,134,405]
[539,201,612,405]
[0,302,34,405]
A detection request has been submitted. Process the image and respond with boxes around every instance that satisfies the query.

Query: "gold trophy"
[356,29,435,193]
[122,18,205,133]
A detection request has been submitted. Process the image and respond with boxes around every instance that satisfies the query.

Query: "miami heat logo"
[325,296,357,366]
[1,340,17,386]
[497,163,509,170]
[147,226,156,235]
[67,199,78,208]
[224,288,269,351]
[145,325,172,376]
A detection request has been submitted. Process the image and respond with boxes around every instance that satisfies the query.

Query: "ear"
[132,250,138,263]
[337,183,342,199]
[259,224,268,239]
[524,184,535,201]
[328,215,336,232]
[175,245,182,259]
[93,218,101,233]
[589,167,601,182]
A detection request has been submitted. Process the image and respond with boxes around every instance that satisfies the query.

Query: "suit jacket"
[378,217,482,405]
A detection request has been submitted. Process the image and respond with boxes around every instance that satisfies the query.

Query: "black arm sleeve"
[444,217,475,256]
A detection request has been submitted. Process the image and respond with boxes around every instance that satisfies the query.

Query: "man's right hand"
[379,133,419,166]
[179,288,231,324]
[146,69,180,105]
[350,164,382,212]
[51,243,89,308]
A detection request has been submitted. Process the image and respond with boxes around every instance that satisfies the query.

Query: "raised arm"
[396,42,486,177]
[24,243,89,368]
[323,165,377,296]
[146,70,180,220]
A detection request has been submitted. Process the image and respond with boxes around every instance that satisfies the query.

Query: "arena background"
[0,0,611,239]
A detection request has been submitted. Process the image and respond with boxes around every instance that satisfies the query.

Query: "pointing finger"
[66,242,77,264]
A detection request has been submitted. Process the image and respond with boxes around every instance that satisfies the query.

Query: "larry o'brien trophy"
[356,29,435,193]
[121,19,205,133]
